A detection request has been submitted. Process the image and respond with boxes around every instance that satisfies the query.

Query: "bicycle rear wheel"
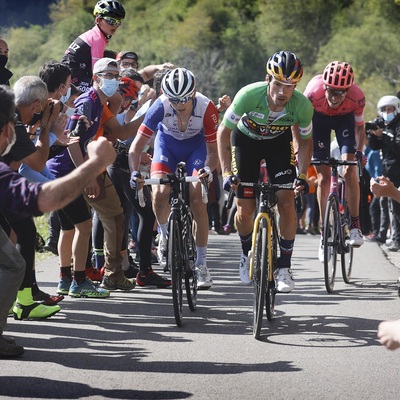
[253,217,268,339]
[184,210,197,311]
[167,213,184,327]
[266,216,277,321]
[324,196,339,293]
[341,200,354,284]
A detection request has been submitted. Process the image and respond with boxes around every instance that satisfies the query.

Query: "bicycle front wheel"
[253,217,268,339]
[167,213,184,327]
[324,196,339,293]
[184,210,197,311]
[266,215,278,321]
[341,200,354,284]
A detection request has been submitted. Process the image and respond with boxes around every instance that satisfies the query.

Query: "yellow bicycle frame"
[249,212,273,281]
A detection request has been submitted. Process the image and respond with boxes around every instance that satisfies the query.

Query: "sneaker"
[100,276,136,291]
[195,264,213,290]
[68,279,110,298]
[349,228,364,247]
[57,276,72,295]
[0,335,24,358]
[124,264,139,279]
[33,289,64,306]
[136,269,171,288]
[384,242,400,252]
[239,253,252,285]
[318,237,324,263]
[85,266,103,282]
[44,239,58,255]
[157,237,167,267]
[13,302,61,320]
[275,268,295,293]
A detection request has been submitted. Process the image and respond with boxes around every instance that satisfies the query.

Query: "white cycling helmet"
[161,68,195,99]
[377,95,400,113]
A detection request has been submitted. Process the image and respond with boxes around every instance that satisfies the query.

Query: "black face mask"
[0,55,8,69]
[28,111,43,126]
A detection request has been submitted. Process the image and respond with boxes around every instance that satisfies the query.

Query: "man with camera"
[368,95,400,251]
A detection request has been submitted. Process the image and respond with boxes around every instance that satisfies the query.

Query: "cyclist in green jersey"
[217,51,313,292]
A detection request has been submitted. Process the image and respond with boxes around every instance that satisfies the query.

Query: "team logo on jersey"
[193,159,202,167]
[275,169,292,178]
[249,111,264,119]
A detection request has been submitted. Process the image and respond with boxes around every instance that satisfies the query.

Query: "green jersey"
[223,81,313,140]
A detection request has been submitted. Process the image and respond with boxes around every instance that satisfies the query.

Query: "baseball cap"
[116,51,139,62]
[93,58,119,74]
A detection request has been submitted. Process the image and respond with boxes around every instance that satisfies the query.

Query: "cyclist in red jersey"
[303,61,366,261]
[61,0,125,93]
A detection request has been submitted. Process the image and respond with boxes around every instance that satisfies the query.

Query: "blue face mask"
[60,86,71,104]
[382,111,396,123]
[99,78,119,97]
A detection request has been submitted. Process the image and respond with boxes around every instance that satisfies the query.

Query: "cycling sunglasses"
[101,17,122,27]
[324,86,347,97]
[168,94,193,105]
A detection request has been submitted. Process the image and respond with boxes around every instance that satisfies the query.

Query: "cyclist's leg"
[336,113,364,246]
[232,129,265,284]
[265,131,297,292]
[312,111,334,225]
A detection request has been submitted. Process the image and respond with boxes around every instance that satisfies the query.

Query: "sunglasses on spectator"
[169,94,193,105]
[324,86,347,97]
[97,72,121,81]
[101,17,122,27]
[120,61,138,69]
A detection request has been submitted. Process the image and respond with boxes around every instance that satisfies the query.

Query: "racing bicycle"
[311,158,360,293]
[138,162,208,327]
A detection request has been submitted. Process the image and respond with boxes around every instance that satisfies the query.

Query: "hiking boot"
[68,279,110,298]
[239,253,252,285]
[195,264,213,290]
[0,335,24,358]
[349,228,364,247]
[13,302,61,320]
[33,289,64,306]
[275,268,295,293]
[136,269,171,288]
[85,266,103,282]
[57,276,72,295]
[100,276,136,291]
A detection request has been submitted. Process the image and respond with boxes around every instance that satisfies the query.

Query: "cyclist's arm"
[217,122,233,177]
[297,135,313,178]
[355,123,366,153]
[128,131,152,172]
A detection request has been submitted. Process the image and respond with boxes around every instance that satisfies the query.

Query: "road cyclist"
[217,50,314,293]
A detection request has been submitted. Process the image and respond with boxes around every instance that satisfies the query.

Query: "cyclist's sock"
[239,232,252,255]
[279,238,294,268]
[195,246,207,266]
[159,223,168,239]
[350,216,360,229]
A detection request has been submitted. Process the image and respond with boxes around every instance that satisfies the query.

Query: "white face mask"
[99,78,119,97]
[60,86,71,104]
[2,128,16,156]
[65,106,75,117]
[382,111,396,123]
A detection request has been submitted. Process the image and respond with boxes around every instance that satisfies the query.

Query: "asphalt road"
[2,232,400,400]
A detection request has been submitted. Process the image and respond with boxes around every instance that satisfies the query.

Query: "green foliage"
[2,0,400,118]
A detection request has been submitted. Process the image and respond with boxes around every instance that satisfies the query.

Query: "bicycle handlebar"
[226,181,294,209]
[137,175,208,207]
[311,157,363,180]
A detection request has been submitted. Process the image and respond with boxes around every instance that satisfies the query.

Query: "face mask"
[60,86,71,104]
[0,54,8,69]
[28,111,43,126]
[99,78,119,97]
[2,129,16,156]
[382,111,396,123]
[65,106,75,117]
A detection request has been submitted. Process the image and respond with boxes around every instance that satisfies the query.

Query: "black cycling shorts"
[231,127,296,199]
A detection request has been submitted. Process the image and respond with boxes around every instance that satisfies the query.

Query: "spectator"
[0,38,12,86]
[61,0,125,93]
[0,84,117,356]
